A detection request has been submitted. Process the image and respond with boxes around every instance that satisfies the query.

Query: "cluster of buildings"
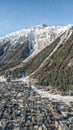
[0,80,73,130]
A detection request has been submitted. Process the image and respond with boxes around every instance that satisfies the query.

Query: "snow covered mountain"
[0,23,72,56]
[0,23,73,90]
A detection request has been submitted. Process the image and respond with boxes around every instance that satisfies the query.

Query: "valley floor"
[20,77,73,104]
[0,77,73,130]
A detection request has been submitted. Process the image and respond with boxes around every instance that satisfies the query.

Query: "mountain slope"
[0,24,71,74]
[0,24,73,90]
[4,26,73,91]
[6,34,61,78]
[0,24,63,72]
[31,29,73,90]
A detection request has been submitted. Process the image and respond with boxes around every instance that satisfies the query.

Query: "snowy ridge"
[0,24,73,55]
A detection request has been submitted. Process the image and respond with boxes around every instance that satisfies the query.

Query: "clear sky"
[0,0,73,37]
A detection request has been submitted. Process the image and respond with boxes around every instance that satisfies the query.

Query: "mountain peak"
[38,23,48,28]
[33,23,48,29]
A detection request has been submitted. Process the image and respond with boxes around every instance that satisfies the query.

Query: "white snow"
[0,76,6,82]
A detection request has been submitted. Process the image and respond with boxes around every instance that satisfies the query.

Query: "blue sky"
[0,0,73,37]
